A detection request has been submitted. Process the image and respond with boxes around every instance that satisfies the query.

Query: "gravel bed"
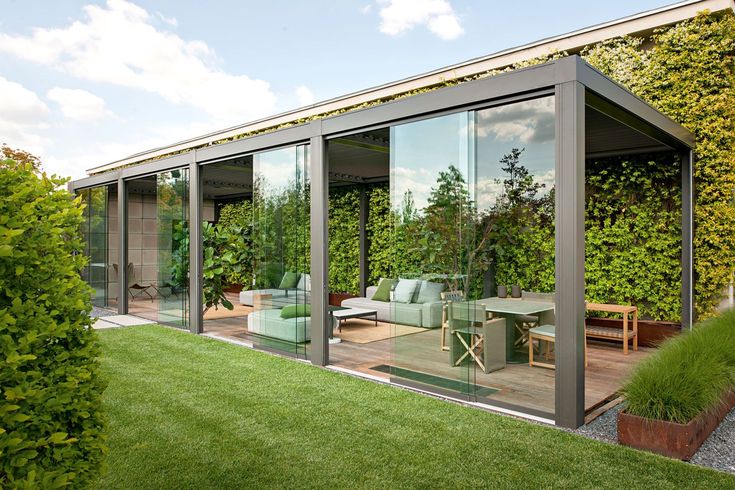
[691,406,735,474]
[572,403,735,475]
[573,403,621,445]
[91,306,117,318]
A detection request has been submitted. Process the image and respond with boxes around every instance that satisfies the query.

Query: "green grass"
[622,309,735,423]
[95,325,734,489]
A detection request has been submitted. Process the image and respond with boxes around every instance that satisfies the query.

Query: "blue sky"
[0,0,675,179]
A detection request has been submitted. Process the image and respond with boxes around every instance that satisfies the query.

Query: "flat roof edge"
[87,0,728,175]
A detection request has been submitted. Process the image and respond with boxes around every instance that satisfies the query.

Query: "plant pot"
[329,292,357,306]
[511,285,521,298]
[617,391,735,460]
[497,285,508,298]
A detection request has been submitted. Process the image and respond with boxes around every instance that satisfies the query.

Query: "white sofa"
[239,274,311,307]
[341,285,444,329]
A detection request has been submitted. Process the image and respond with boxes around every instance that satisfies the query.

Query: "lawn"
[95,325,734,489]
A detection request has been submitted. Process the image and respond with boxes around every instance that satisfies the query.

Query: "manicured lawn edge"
[95,325,735,489]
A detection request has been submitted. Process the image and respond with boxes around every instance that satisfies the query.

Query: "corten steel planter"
[618,391,735,460]
[329,292,357,306]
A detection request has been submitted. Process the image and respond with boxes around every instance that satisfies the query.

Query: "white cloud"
[0,0,277,124]
[295,85,314,106]
[360,4,372,14]
[156,11,178,27]
[47,87,113,121]
[0,76,49,156]
[377,0,463,40]
[476,97,555,143]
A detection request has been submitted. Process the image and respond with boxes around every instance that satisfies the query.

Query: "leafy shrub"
[621,309,735,423]
[0,159,106,487]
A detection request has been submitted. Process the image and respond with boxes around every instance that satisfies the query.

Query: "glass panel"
[79,186,110,308]
[249,145,310,358]
[474,95,556,416]
[390,112,476,398]
[126,170,189,329]
[200,155,254,339]
[157,169,190,328]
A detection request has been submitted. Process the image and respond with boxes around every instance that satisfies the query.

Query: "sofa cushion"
[341,297,391,323]
[248,309,310,343]
[371,278,394,302]
[280,304,311,319]
[416,280,445,304]
[279,271,300,289]
[394,279,420,303]
[296,273,311,292]
[391,302,423,327]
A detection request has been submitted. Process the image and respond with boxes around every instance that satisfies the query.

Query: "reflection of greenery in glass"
[157,169,189,328]
[79,186,108,306]
[252,146,310,289]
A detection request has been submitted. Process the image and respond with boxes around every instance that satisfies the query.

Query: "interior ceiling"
[585,106,672,157]
[328,128,390,185]
[202,156,253,200]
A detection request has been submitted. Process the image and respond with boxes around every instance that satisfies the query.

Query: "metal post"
[189,158,203,333]
[681,150,694,329]
[359,185,369,297]
[309,124,329,366]
[554,81,586,429]
[117,177,128,315]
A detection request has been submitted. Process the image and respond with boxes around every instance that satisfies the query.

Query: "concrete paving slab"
[104,315,155,326]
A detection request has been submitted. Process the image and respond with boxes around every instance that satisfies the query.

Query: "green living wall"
[581,11,735,319]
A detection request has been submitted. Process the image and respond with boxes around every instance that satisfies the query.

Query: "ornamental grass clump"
[621,309,735,424]
[0,157,107,488]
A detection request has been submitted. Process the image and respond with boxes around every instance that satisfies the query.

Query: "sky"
[0,0,677,180]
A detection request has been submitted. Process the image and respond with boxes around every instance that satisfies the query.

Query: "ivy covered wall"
[581,11,735,319]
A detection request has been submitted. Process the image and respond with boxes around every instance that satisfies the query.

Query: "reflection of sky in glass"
[254,146,298,193]
[475,96,555,212]
[391,113,468,212]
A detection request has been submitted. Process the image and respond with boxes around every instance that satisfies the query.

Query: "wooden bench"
[585,303,638,354]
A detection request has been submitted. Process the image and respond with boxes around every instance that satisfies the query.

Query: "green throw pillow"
[280,304,311,319]
[371,278,395,302]
[279,271,301,289]
[416,281,445,303]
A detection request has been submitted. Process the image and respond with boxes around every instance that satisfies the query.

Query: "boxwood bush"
[0,158,106,487]
[621,309,735,423]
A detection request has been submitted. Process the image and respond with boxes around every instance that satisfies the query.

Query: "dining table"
[475,297,555,363]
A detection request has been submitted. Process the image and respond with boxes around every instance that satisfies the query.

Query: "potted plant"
[617,310,735,460]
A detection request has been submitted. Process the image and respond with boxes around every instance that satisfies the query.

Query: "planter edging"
[617,391,735,460]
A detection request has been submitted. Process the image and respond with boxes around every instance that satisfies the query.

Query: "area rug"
[335,320,428,344]
[203,304,253,320]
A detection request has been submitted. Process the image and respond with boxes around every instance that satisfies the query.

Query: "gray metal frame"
[70,55,695,428]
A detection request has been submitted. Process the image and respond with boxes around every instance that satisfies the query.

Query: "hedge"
[0,159,106,487]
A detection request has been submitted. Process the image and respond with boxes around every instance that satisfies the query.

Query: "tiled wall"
[106,192,214,298]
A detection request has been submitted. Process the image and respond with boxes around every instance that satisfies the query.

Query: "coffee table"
[330,307,378,332]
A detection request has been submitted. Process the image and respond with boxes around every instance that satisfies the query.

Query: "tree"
[1,145,41,170]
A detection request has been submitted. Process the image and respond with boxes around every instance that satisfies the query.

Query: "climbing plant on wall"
[582,12,735,319]
[328,187,360,294]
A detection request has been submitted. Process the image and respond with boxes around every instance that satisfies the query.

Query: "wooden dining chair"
[440,290,465,351]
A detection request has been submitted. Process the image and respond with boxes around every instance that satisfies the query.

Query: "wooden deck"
[202,314,651,417]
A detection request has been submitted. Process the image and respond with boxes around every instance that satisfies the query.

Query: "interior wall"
[106,191,213,295]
